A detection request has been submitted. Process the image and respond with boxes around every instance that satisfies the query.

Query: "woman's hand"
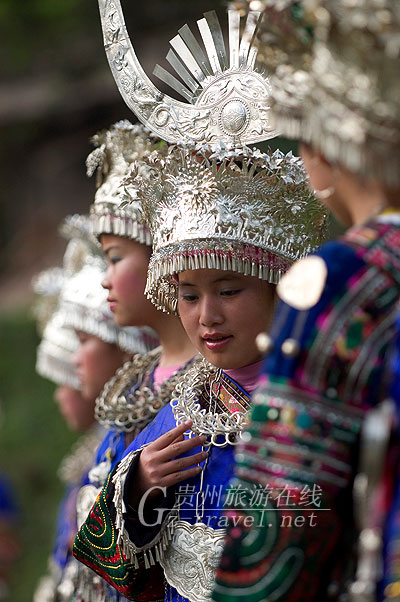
[131,421,207,507]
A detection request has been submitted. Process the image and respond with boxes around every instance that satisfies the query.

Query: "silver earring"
[314,186,335,200]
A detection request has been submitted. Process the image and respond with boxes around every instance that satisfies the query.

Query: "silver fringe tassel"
[145,245,289,314]
[36,349,81,390]
[270,111,303,141]
[90,204,152,246]
[302,93,400,189]
[59,305,155,355]
[112,450,179,570]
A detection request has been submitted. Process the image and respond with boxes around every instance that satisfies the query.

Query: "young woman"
[212,3,400,602]
[87,119,197,442]
[83,120,197,473]
[32,223,154,602]
[66,123,198,601]
[73,143,326,602]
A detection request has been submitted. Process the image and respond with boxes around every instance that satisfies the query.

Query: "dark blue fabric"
[381,477,400,601]
[380,316,400,601]
[390,319,400,431]
[122,402,236,602]
[263,241,365,379]
[95,430,126,473]
[0,475,18,518]
[52,431,125,575]
[122,403,235,525]
[52,481,86,570]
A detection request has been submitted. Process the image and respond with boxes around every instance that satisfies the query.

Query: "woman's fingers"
[170,434,185,445]
[150,421,193,451]
[158,450,208,477]
[162,465,204,489]
[157,433,206,462]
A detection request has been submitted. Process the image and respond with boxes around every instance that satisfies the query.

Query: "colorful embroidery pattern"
[211,372,252,415]
[213,220,400,602]
[73,475,164,602]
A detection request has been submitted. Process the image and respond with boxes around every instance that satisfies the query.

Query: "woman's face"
[54,386,95,432]
[300,143,352,226]
[177,269,275,370]
[73,332,126,401]
[101,234,158,327]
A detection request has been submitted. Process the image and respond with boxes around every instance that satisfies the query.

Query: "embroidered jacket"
[212,216,400,602]
[73,366,252,602]
[71,353,198,602]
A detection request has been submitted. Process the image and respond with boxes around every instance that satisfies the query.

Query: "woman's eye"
[181,294,198,302]
[220,289,241,297]
[109,256,122,265]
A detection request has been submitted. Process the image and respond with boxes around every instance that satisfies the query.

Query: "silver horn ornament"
[98,1,277,144]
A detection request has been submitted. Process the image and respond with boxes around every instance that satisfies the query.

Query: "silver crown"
[123,143,327,314]
[32,267,66,335]
[36,312,81,390]
[98,2,277,144]
[59,213,99,252]
[33,216,99,389]
[88,121,165,244]
[303,0,400,187]
[230,0,316,139]
[33,266,81,389]
[60,215,99,278]
[58,248,159,354]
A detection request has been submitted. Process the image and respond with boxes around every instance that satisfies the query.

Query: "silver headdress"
[98,4,326,313]
[32,267,66,335]
[59,213,99,253]
[33,216,102,389]
[230,0,316,139]
[98,3,277,145]
[88,120,165,244]
[33,266,81,390]
[125,143,326,314]
[303,0,400,187]
[58,246,159,354]
[36,314,81,390]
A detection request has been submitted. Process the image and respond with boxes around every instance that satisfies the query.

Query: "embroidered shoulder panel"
[265,222,400,409]
[73,474,164,602]
[343,221,400,286]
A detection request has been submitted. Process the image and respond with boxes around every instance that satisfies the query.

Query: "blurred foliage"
[0,0,90,77]
[0,0,227,78]
[0,311,79,601]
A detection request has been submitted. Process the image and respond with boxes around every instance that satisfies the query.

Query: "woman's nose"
[199,296,224,327]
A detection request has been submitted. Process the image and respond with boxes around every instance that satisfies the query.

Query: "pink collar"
[153,364,181,388]
[224,359,264,394]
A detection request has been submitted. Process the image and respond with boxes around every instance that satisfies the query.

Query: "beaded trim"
[112,451,179,569]
[171,357,252,446]
[253,381,365,429]
[90,201,152,246]
[146,242,289,315]
[95,348,198,433]
[58,428,104,485]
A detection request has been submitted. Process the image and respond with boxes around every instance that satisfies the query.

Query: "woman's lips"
[107,299,117,312]
[202,334,233,350]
